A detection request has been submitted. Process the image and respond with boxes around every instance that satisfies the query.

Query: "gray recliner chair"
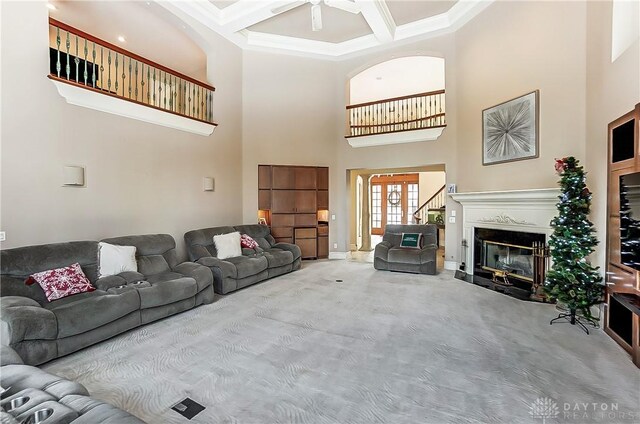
[373,224,438,275]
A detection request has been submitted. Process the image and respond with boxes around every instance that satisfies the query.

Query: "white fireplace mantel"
[450,188,560,273]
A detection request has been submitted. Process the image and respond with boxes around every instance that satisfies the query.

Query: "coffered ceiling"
[163,0,493,59]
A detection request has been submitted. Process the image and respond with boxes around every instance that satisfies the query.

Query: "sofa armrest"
[420,243,438,260]
[173,262,214,292]
[93,275,127,291]
[0,297,57,345]
[374,241,392,259]
[272,243,301,261]
[196,256,228,268]
[1,345,24,366]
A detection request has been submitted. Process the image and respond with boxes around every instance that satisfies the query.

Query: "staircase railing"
[413,184,446,224]
[48,18,216,125]
[346,90,446,137]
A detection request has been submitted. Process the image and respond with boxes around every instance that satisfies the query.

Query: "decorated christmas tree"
[545,157,603,328]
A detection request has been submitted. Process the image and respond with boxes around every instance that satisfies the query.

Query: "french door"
[371,174,419,235]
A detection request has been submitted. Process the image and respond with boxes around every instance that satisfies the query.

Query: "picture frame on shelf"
[482,90,539,166]
[258,218,267,226]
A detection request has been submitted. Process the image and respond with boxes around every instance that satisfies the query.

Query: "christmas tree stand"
[549,310,593,334]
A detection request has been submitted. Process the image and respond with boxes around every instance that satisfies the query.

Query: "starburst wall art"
[482,90,539,165]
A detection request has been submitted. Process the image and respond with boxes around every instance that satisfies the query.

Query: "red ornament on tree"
[554,158,566,174]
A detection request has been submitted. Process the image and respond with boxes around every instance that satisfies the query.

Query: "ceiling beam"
[357,0,395,43]
[221,0,306,33]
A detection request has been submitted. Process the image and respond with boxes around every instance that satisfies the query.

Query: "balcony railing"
[346,90,445,137]
[48,18,216,126]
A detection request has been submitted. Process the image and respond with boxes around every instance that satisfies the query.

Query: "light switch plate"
[331,214,336,220]
[0,232,5,242]
[451,210,456,217]
[448,217,456,224]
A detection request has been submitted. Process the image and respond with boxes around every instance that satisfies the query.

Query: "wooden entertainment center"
[605,103,640,367]
[258,165,329,259]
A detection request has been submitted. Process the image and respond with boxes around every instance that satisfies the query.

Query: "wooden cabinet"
[295,227,317,259]
[605,103,640,368]
[258,165,329,259]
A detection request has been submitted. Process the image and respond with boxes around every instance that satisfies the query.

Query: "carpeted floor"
[42,261,640,424]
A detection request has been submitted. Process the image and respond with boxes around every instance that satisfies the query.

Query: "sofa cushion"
[98,242,137,278]
[27,263,95,302]
[44,290,140,338]
[137,273,198,308]
[233,225,274,250]
[213,232,242,260]
[263,248,294,268]
[184,226,236,261]
[399,233,423,249]
[224,256,268,279]
[100,234,179,276]
[388,247,422,265]
[240,234,259,249]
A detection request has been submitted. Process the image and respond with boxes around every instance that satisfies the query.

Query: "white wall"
[0,1,244,259]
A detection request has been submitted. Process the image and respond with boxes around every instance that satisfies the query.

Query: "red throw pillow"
[240,234,259,249]
[26,263,95,302]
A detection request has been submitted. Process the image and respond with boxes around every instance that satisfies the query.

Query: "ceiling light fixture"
[117,36,126,43]
[46,3,56,10]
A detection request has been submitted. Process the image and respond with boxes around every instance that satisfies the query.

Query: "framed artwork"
[258,218,267,225]
[482,90,539,166]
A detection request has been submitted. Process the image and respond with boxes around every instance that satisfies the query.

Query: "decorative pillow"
[213,232,242,260]
[399,233,423,249]
[240,234,259,249]
[26,263,95,302]
[98,242,137,278]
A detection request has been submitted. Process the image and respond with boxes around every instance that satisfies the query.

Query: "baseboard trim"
[329,252,348,260]
[444,260,458,271]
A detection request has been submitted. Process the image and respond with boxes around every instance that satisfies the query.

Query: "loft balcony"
[48,18,217,136]
[345,90,446,148]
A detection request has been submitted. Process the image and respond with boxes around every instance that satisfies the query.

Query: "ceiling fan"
[271,0,361,32]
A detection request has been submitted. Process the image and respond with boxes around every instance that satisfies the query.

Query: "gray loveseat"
[1,346,144,423]
[0,234,213,366]
[374,224,438,275]
[184,224,301,294]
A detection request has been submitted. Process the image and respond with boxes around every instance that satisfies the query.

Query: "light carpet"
[42,261,640,423]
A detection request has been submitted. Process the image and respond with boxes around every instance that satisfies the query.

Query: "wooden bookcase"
[258,165,329,259]
[605,103,640,368]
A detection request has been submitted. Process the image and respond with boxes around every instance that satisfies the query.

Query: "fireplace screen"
[482,241,534,282]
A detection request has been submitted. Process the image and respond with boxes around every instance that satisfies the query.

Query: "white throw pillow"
[98,242,137,278]
[213,232,242,260]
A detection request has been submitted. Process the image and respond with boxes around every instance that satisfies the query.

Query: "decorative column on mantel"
[449,188,561,275]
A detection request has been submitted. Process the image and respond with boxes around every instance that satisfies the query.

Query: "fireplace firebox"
[472,228,549,301]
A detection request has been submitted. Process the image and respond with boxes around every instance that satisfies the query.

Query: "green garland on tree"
[545,156,603,323]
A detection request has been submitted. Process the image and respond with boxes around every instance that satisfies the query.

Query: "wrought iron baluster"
[128,57,132,98]
[197,86,201,119]
[152,68,156,106]
[91,42,96,88]
[192,84,196,116]
[121,55,126,98]
[65,31,70,80]
[74,34,79,83]
[114,53,119,93]
[83,38,88,85]
[162,71,167,109]
[135,61,139,100]
[107,50,112,91]
[56,26,61,78]
[188,82,192,116]
[169,75,173,111]
[147,65,151,104]
[100,47,104,90]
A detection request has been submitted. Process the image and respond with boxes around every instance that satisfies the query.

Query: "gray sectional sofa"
[374,224,439,275]
[0,234,213,366]
[1,346,144,423]
[184,224,301,294]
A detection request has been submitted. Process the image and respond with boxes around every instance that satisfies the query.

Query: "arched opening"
[349,56,445,105]
[345,56,447,145]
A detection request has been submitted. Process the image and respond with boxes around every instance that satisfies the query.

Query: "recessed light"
[117,36,126,43]
[46,3,57,10]
[376,76,383,81]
